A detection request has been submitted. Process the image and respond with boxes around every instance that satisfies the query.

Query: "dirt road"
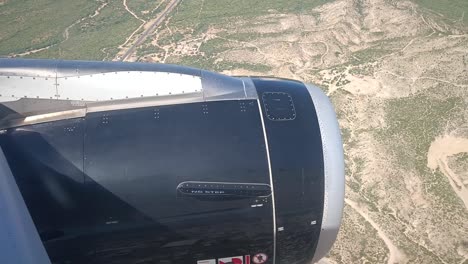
[346,199,407,264]
[120,0,181,61]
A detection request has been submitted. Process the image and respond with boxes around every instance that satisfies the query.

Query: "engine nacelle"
[0,59,344,264]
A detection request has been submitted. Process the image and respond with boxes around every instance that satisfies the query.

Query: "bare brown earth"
[133,0,468,263]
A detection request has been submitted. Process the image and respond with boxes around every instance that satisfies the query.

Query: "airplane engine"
[0,59,344,264]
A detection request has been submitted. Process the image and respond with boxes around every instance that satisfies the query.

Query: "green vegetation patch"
[199,38,231,54]
[215,60,272,72]
[426,170,465,209]
[453,152,468,163]
[170,0,331,32]
[376,87,465,208]
[126,0,166,20]
[25,0,142,60]
[0,0,99,55]
[377,92,462,171]
[352,46,393,63]
[448,152,468,176]
[168,54,272,73]
[220,32,262,42]
[349,64,375,76]
[410,0,468,25]
[136,44,164,57]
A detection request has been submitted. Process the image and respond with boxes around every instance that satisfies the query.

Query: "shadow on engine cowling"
[0,129,201,264]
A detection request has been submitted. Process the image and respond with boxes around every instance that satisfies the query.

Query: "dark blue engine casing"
[0,59,344,264]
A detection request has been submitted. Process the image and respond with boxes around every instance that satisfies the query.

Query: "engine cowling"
[0,58,344,264]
